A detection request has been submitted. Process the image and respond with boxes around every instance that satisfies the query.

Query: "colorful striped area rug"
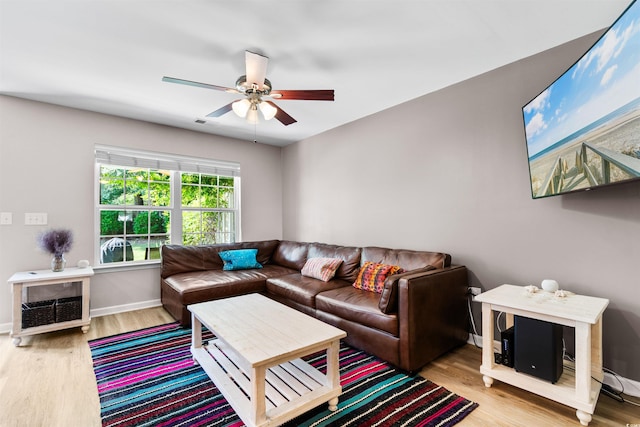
[89,322,478,427]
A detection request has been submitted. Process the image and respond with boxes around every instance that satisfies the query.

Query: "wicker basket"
[22,300,56,329]
[55,296,82,322]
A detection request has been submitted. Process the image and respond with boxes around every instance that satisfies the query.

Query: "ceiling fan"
[162,50,334,126]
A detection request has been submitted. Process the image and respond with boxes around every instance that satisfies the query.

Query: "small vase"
[51,254,66,272]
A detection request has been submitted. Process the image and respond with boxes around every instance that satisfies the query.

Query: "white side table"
[9,267,94,346]
[476,284,608,426]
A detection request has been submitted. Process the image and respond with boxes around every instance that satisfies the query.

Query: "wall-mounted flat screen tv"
[522,0,640,199]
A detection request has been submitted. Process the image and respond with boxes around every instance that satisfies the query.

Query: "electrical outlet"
[469,287,482,296]
[24,212,48,225]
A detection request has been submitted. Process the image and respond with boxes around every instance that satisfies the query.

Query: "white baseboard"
[89,299,162,318]
[0,299,162,335]
[0,321,11,334]
[467,333,640,398]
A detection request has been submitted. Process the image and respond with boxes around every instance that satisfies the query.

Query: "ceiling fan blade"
[162,76,238,93]
[245,51,269,90]
[270,89,334,101]
[264,101,297,126]
[206,102,234,118]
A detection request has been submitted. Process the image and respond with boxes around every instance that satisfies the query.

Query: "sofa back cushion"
[361,246,451,270]
[271,241,309,271]
[161,240,280,278]
[308,243,362,282]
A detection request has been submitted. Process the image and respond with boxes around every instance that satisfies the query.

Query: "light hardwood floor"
[0,307,638,427]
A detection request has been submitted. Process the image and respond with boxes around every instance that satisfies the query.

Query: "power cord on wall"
[496,311,504,333]
[466,291,507,348]
[466,291,480,348]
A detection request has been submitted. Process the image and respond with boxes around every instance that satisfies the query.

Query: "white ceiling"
[0,0,631,146]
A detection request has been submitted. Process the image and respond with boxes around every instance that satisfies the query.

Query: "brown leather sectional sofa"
[160,239,469,372]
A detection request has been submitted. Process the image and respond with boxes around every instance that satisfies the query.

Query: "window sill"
[92,261,161,274]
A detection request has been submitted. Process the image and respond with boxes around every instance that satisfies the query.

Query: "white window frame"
[94,145,241,267]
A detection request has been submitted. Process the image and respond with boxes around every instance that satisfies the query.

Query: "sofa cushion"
[301,257,343,282]
[163,270,266,305]
[307,243,362,282]
[271,241,309,271]
[378,265,437,314]
[266,274,351,308]
[163,264,296,305]
[219,249,262,271]
[353,262,404,293]
[316,286,398,336]
[362,246,451,270]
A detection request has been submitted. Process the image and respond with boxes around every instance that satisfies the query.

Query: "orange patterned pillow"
[353,261,404,293]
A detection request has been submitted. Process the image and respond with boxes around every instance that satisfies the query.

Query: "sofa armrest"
[378,265,436,314]
[397,265,469,371]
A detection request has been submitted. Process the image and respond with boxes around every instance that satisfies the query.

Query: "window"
[181,173,236,245]
[95,145,240,266]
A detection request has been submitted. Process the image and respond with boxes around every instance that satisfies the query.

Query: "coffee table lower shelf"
[192,339,341,427]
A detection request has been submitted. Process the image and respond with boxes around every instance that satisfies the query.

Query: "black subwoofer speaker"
[514,316,563,383]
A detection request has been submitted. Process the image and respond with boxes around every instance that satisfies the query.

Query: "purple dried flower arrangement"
[38,228,74,256]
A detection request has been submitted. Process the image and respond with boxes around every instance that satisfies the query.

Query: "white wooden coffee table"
[188,293,347,427]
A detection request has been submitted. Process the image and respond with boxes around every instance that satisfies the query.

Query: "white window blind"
[95,145,241,177]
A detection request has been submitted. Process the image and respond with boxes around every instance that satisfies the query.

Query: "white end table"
[476,284,609,426]
[9,267,94,346]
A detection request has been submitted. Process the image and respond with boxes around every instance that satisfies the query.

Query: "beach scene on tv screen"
[523,0,640,198]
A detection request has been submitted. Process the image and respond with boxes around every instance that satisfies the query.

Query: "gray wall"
[282,32,640,381]
[0,96,283,324]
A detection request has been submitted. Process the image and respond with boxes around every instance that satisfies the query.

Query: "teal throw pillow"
[219,249,263,271]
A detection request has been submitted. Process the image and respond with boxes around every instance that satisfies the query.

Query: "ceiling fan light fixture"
[259,101,277,120]
[246,105,259,124]
[231,98,251,118]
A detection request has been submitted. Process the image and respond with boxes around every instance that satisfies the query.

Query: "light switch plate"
[24,212,48,225]
[0,212,12,225]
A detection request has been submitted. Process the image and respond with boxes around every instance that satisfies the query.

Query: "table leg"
[326,340,340,411]
[591,319,604,381]
[191,314,202,364]
[574,322,592,403]
[481,303,495,387]
[482,375,494,388]
[251,366,267,426]
[81,278,90,324]
[11,283,23,343]
[576,409,592,426]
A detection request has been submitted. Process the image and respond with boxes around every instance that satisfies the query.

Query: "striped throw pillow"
[301,257,343,282]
